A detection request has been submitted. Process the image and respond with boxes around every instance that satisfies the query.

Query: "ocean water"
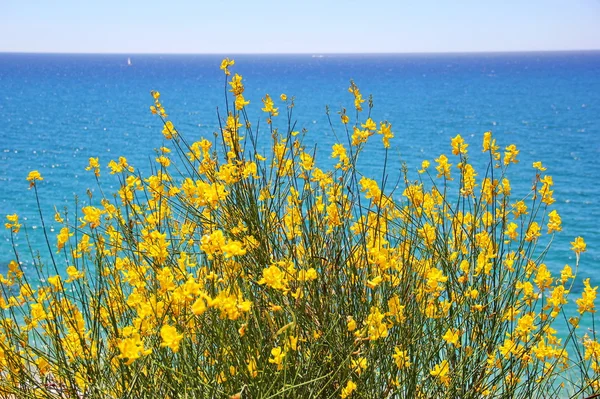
[1,51,599,294]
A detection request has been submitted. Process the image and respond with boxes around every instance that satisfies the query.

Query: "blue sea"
[1,52,599,296]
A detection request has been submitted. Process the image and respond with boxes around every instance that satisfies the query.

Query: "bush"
[1,58,598,398]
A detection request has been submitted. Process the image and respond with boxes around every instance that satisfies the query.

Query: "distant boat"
[127,57,132,66]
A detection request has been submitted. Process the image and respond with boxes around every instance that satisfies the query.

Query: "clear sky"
[2,0,600,54]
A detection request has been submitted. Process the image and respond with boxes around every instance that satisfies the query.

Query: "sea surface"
[1,52,599,300]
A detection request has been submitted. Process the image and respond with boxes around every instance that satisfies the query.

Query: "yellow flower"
[419,223,437,247]
[65,266,84,282]
[503,144,520,165]
[81,206,103,229]
[85,157,101,177]
[47,275,62,290]
[347,316,357,332]
[576,278,597,314]
[515,312,535,338]
[348,80,364,112]
[505,222,519,242]
[425,267,448,294]
[229,73,245,96]
[54,208,64,223]
[235,94,250,110]
[378,122,394,148]
[479,178,497,204]
[387,295,406,323]
[247,357,258,378]
[108,159,123,174]
[361,118,376,131]
[162,120,177,139]
[430,359,450,385]
[26,170,43,187]
[35,357,50,377]
[107,156,134,174]
[117,331,152,365]
[583,335,600,363]
[139,229,170,263]
[297,268,318,282]
[351,126,371,146]
[350,357,367,375]
[534,263,553,291]
[516,281,536,305]
[451,134,468,155]
[200,229,227,260]
[482,131,500,160]
[192,296,207,315]
[560,264,575,284]
[524,221,541,242]
[500,177,511,196]
[512,200,528,218]
[299,152,314,171]
[220,58,235,75]
[533,161,547,171]
[208,291,252,320]
[547,210,562,233]
[262,94,278,116]
[269,346,285,370]
[392,347,411,369]
[56,227,73,252]
[280,93,287,101]
[359,177,381,201]
[222,239,246,258]
[442,328,461,347]
[366,275,383,289]
[288,335,298,351]
[434,154,452,179]
[539,175,555,205]
[365,306,388,341]
[160,324,184,352]
[571,236,586,255]
[155,155,171,167]
[418,160,430,174]
[258,264,289,292]
[340,380,357,398]
[482,131,493,151]
[332,143,350,170]
[460,163,477,196]
[547,285,569,317]
[5,214,21,233]
[472,304,485,312]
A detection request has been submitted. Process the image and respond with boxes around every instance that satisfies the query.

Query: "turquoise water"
[1,52,599,292]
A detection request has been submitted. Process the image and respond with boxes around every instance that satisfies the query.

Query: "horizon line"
[1,48,600,56]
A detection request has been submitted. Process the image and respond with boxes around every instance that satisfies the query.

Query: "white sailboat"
[127,57,132,66]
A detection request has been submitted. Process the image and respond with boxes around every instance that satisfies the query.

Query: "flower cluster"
[0,59,597,398]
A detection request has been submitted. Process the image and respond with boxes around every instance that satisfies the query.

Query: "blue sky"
[2,0,600,53]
